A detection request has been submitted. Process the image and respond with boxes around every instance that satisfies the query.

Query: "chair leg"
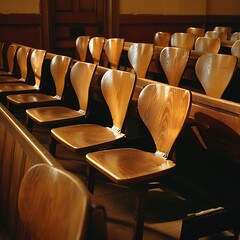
[26,116,33,132]
[132,183,146,240]
[87,165,96,194]
[49,137,57,156]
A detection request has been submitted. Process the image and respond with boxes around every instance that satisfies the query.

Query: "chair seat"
[7,93,60,105]
[26,106,85,124]
[51,124,125,152]
[0,76,24,83]
[0,83,37,93]
[86,148,176,184]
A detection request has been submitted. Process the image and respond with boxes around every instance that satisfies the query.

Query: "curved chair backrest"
[30,49,47,88]
[187,27,205,37]
[213,26,232,40]
[101,69,136,131]
[104,38,125,69]
[171,32,196,49]
[16,46,31,80]
[138,83,191,155]
[231,32,240,42]
[6,43,19,74]
[159,47,190,86]
[154,32,171,47]
[194,36,221,53]
[50,55,72,99]
[195,53,237,98]
[18,164,91,240]
[128,43,154,78]
[89,37,105,65]
[76,36,91,61]
[231,39,240,68]
[204,31,227,40]
[70,61,97,113]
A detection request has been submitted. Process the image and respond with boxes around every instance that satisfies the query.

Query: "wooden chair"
[0,42,5,70]
[171,32,196,50]
[159,46,190,86]
[49,69,136,157]
[89,37,105,65]
[18,163,91,240]
[231,39,240,68]
[230,32,240,42]
[213,26,232,40]
[6,54,71,111]
[187,27,205,37]
[0,43,18,76]
[76,36,91,61]
[204,31,227,40]
[195,53,237,98]
[25,61,97,132]
[86,83,192,240]
[127,43,154,78]
[103,38,125,69]
[153,32,171,47]
[194,36,221,53]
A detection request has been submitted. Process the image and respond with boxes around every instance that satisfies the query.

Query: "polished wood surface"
[231,39,240,67]
[18,163,91,240]
[187,27,205,37]
[195,53,237,98]
[104,38,125,69]
[205,30,227,40]
[171,32,196,50]
[50,69,136,154]
[194,36,221,53]
[127,43,153,78]
[75,35,90,62]
[153,32,171,47]
[231,32,240,41]
[159,46,190,86]
[213,26,232,39]
[26,61,96,128]
[89,37,105,65]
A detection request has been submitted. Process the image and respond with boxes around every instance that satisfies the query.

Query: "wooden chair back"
[104,38,125,69]
[195,53,237,98]
[187,27,205,37]
[50,55,72,99]
[159,46,190,86]
[89,37,105,65]
[213,26,232,39]
[16,46,31,80]
[230,32,240,42]
[5,43,19,74]
[30,49,47,88]
[101,69,136,130]
[194,36,221,53]
[138,83,191,155]
[70,61,97,113]
[153,32,171,47]
[18,163,91,240]
[128,43,154,78]
[76,36,90,61]
[171,32,196,49]
[231,39,240,68]
[205,31,227,40]
[0,42,5,69]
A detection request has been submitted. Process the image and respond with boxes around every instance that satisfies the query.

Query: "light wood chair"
[194,36,221,53]
[127,43,154,78]
[159,46,190,86]
[25,61,97,132]
[171,32,196,50]
[76,36,91,61]
[213,26,232,40]
[18,163,91,240]
[89,37,105,65]
[195,53,237,98]
[230,32,240,42]
[231,39,240,68]
[0,43,18,76]
[205,31,227,40]
[49,69,136,157]
[103,38,125,69]
[6,54,71,112]
[153,32,171,47]
[187,27,205,37]
[86,83,192,240]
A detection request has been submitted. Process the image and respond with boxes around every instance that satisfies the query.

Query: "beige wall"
[0,0,39,14]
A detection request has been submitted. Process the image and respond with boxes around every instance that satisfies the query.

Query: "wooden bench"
[0,103,107,240]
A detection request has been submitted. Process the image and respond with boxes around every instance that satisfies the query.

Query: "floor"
[16,111,238,240]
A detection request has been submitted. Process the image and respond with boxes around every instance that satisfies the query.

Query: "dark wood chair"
[6,54,71,112]
[49,69,136,157]
[89,37,105,65]
[195,53,237,98]
[159,46,190,86]
[171,32,196,50]
[76,35,91,61]
[25,61,96,132]
[127,43,154,78]
[86,83,192,240]
[153,32,171,47]
[194,36,221,53]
